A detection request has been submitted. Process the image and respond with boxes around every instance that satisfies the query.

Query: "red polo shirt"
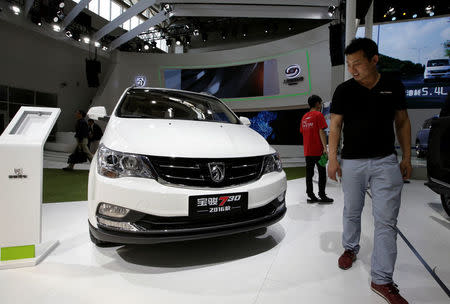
[300,111,327,156]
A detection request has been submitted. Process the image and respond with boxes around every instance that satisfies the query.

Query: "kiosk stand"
[0,107,60,269]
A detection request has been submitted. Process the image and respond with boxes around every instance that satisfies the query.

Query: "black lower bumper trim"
[89,202,286,245]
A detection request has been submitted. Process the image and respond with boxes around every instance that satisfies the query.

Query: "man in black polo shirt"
[328,38,411,304]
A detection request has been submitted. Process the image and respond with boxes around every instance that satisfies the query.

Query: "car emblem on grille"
[208,162,225,183]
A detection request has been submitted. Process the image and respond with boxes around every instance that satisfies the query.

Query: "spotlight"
[175,37,181,45]
[53,24,61,32]
[102,46,108,51]
[185,36,191,45]
[94,41,101,48]
[388,7,395,14]
[430,12,434,17]
[83,37,90,44]
[144,43,150,50]
[403,12,406,16]
[65,30,72,38]
[392,17,396,21]
[288,25,293,31]
[328,5,336,17]
[59,2,65,8]
[193,29,200,36]
[202,33,208,42]
[221,31,227,40]
[11,5,21,15]
[412,14,418,18]
[384,14,387,18]
[31,13,42,26]
[53,17,59,23]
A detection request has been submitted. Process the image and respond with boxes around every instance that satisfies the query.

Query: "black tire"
[441,194,450,217]
[89,229,119,247]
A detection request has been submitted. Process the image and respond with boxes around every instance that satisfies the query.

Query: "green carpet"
[283,167,306,181]
[42,167,306,203]
[43,169,89,203]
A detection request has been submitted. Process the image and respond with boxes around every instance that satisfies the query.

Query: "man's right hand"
[328,157,342,181]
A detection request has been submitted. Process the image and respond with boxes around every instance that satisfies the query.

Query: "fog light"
[97,217,141,232]
[98,203,130,218]
[278,191,286,202]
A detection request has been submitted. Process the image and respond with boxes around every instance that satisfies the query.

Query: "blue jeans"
[341,154,403,284]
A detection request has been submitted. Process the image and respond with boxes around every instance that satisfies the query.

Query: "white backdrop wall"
[0,20,111,131]
[93,24,332,112]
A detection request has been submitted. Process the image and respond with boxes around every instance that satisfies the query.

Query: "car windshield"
[427,59,449,67]
[116,89,241,124]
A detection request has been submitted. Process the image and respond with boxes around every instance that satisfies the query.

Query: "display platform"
[0,180,448,303]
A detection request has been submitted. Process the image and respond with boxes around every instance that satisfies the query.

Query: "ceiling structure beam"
[92,0,157,42]
[172,4,334,19]
[158,0,339,6]
[24,0,35,17]
[62,0,93,29]
[109,10,168,50]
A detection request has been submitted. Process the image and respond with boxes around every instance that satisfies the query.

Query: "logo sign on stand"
[135,76,147,87]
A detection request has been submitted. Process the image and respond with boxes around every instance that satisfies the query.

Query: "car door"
[427,116,450,187]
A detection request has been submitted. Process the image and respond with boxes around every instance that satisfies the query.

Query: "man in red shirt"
[300,95,333,203]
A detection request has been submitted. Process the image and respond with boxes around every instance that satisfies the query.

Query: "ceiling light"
[65,30,72,38]
[425,5,434,14]
[176,40,181,46]
[102,46,108,51]
[202,33,207,42]
[328,5,336,17]
[52,24,61,32]
[11,5,21,15]
[388,7,395,13]
[193,29,200,36]
[412,14,418,18]
[144,44,150,50]
[185,36,191,45]
[403,12,406,16]
[59,2,65,8]
[94,41,101,48]
[53,17,59,23]
[392,17,396,21]
[83,37,90,44]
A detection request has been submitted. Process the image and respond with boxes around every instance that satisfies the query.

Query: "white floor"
[0,179,449,303]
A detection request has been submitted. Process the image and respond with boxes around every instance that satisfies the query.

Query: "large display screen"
[357,16,449,108]
[236,108,309,145]
[164,59,280,99]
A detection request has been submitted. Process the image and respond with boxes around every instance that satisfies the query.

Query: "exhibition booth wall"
[0,20,111,132]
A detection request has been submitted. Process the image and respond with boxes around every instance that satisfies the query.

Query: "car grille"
[147,155,266,187]
[134,198,282,232]
[430,70,448,74]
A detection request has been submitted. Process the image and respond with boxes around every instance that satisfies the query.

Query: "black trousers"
[305,156,327,197]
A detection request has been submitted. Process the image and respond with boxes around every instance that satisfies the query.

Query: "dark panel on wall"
[0,102,7,111]
[0,86,7,101]
[9,88,34,105]
[36,92,58,107]
[9,103,23,119]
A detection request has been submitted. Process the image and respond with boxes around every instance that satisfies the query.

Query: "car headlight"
[97,145,155,179]
[263,152,283,174]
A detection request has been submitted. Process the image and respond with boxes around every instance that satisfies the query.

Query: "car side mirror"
[240,116,251,127]
[87,106,109,121]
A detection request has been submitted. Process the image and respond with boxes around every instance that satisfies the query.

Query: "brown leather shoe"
[338,249,356,270]
[371,282,408,304]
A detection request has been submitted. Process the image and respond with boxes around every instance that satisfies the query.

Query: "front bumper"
[89,198,286,244]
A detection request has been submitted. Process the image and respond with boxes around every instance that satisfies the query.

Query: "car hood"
[426,65,450,72]
[101,118,274,158]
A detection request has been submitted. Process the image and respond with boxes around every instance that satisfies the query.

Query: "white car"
[424,59,450,82]
[87,87,287,246]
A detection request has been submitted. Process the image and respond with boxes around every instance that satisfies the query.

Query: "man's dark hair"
[308,95,322,109]
[78,110,87,118]
[88,118,94,123]
[344,38,379,60]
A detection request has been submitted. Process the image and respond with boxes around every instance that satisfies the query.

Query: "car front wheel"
[441,194,450,217]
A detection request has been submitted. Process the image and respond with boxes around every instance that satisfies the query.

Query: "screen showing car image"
[236,108,309,145]
[164,59,280,99]
[357,16,450,108]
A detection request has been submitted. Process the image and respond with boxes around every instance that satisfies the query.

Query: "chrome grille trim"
[159,164,200,170]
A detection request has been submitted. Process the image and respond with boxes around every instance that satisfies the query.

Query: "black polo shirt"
[330,74,407,159]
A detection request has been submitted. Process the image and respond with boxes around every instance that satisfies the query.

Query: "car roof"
[127,87,217,99]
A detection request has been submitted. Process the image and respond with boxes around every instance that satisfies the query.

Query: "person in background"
[300,95,334,204]
[440,94,450,117]
[88,118,103,153]
[328,38,411,304]
[63,110,93,171]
